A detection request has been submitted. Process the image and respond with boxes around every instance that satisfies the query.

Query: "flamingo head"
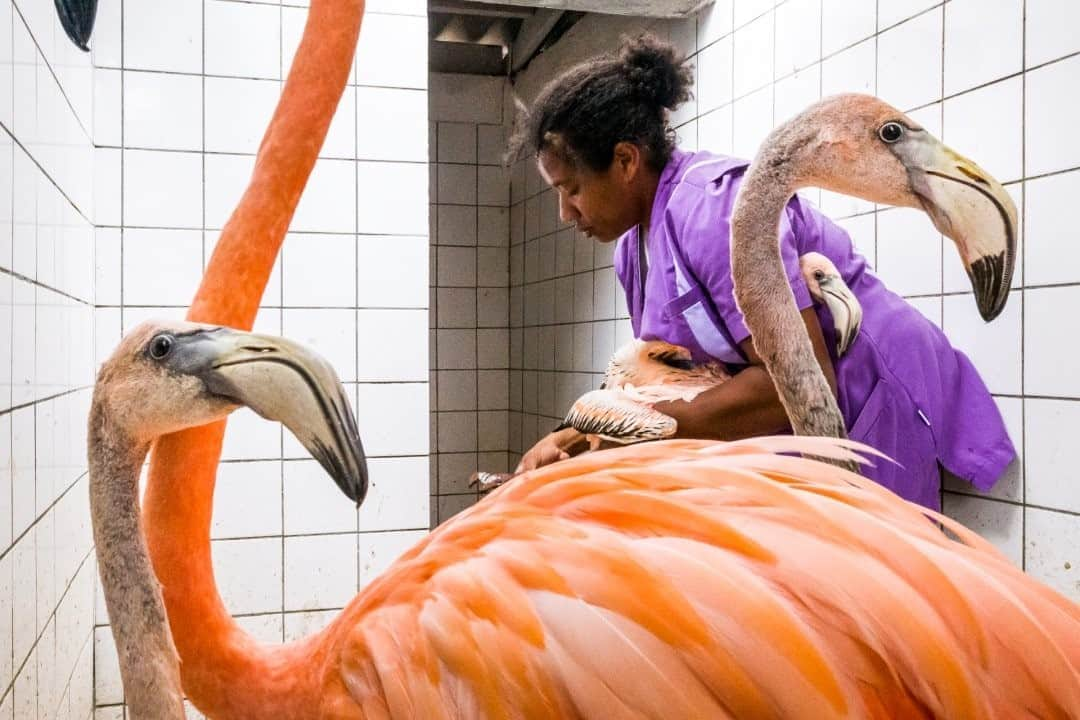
[95,320,368,504]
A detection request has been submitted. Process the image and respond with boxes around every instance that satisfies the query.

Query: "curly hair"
[507,33,693,173]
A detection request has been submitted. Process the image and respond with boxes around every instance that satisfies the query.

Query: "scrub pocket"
[661,286,744,365]
[848,377,939,504]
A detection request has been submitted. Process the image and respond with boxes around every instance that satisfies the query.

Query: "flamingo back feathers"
[331,437,1080,719]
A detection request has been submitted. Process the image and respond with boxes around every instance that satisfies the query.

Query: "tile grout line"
[474,126,481,505]
[4,16,12,704]
[1019,0,1028,572]
[97,0,126,708]
[937,0,945,510]
[0,263,93,306]
[29,6,38,707]
[353,13,362,601]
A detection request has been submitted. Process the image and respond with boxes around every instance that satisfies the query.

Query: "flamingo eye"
[148,334,175,360]
[879,122,904,143]
[813,270,826,282]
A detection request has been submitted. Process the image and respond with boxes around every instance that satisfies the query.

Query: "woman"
[508,35,1015,510]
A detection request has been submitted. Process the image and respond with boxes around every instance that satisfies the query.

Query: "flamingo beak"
[818,276,863,356]
[177,327,368,505]
[896,137,1017,321]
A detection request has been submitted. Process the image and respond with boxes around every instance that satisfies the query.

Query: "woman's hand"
[515,427,590,472]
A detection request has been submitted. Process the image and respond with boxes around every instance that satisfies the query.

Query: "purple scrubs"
[614,149,1016,510]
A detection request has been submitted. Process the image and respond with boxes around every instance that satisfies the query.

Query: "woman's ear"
[612,141,643,182]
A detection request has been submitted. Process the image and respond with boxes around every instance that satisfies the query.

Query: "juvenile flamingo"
[472,252,863,491]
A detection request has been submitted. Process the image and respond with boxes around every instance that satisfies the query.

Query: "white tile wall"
[5,1,1077,715]
[91,1,432,715]
[428,74,510,526]
[507,2,1080,600]
[0,0,97,716]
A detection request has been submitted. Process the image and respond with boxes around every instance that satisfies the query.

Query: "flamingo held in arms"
[90,0,1080,714]
[564,251,864,448]
[471,253,862,491]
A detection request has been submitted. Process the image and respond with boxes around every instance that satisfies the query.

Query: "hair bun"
[619,34,692,110]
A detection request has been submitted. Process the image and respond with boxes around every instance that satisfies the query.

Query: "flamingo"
[89,321,366,719]
[729,95,1016,442]
[88,0,1079,711]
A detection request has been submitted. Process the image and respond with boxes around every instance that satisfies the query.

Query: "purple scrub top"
[614,149,1016,510]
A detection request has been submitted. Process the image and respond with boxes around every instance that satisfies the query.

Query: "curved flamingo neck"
[89,403,186,720]
[141,0,366,715]
[730,136,847,440]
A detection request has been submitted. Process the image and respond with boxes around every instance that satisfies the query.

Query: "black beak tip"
[969,251,1011,323]
[311,437,369,506]
[977,295,1005,323]
[350,457,369,507]
[54,0,97,52]
[340,441,369,506]
[331,463,367,507]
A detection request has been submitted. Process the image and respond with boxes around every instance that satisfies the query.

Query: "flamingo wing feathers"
[564,388,679,445]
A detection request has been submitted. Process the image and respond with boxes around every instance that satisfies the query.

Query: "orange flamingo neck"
[142,1,366,715]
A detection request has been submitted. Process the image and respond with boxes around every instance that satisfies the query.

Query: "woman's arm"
[652,306,838,440]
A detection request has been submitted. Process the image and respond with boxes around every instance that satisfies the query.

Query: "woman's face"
[537,143,644,243]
